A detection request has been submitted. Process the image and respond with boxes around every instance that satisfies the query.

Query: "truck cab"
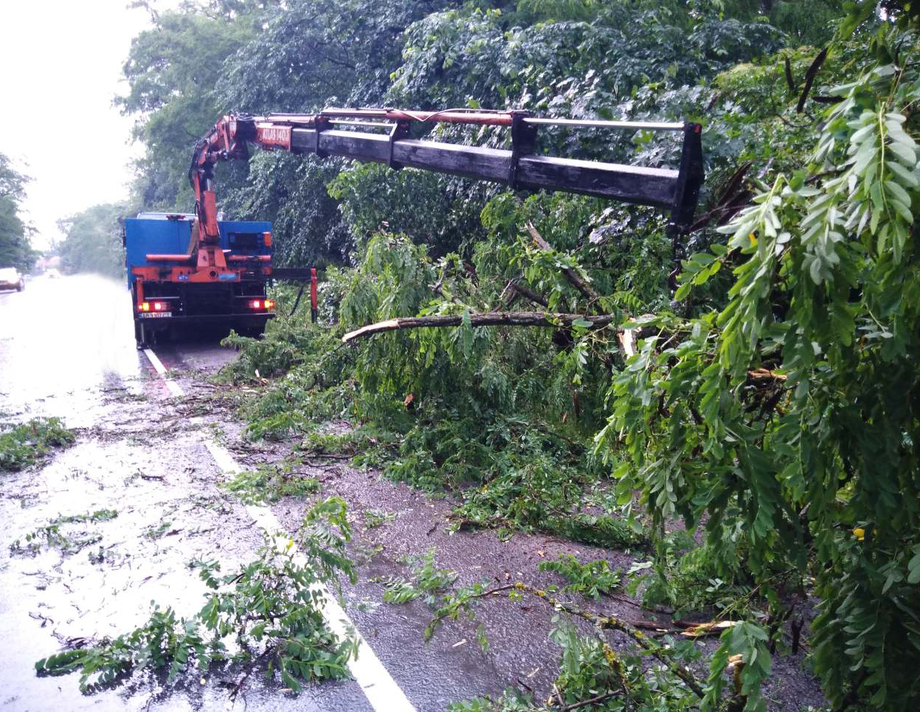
[124,213,274,346]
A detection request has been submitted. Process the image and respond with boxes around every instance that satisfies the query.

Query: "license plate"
[139,312,172,319]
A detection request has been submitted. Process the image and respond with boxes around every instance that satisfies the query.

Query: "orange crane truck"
[129,107,703,346]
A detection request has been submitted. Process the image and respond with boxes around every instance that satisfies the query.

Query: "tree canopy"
[57,203,128,278]
[0,153,35,271]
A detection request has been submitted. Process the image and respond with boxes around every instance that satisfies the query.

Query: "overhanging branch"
[341,311,619,344]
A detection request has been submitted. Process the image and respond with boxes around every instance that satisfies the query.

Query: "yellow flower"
[749,233,757,246]
[853,527,865,541]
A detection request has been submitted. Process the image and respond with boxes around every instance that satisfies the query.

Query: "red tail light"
[249,299,262,309]
[139,301,168,312]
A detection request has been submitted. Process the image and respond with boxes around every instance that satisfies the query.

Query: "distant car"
[45,268,61,279]
[0,267,24,292]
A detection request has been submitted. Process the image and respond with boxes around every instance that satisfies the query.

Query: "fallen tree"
[341,311,619,344]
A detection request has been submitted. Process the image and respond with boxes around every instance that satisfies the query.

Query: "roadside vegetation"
[0,417,75,472]
[56,202,129,278]
[96,0,920,709]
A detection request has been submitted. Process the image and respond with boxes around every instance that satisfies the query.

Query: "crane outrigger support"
[189,108,704,271]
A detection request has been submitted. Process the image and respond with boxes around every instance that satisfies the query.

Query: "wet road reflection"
[0,274,141,424]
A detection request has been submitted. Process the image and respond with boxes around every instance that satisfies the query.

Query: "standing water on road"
[0,274,373,711]
[0,274,141,425]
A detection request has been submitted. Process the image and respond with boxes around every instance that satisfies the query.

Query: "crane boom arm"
[189,108,703,267]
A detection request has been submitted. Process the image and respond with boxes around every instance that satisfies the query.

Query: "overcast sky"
[0,1,162,249]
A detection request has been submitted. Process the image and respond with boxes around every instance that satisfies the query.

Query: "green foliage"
[446,688,534,712]
[363,509,397,529]
[57,203,128,277]
[143,519,175,541]
[328,160,490,258]
[550,620,701,711]
[121,1,920,707]
[118,3,271,210]
[451,617,705,711]
[0,417,75,471]
[627,532,757,620]
[36,498,358,694]
[538,554,621,599]
[0,152,35,272]
[11,509,118,556]
[600,33,920,709]
[381,548,458,605]
[389,2,783,122]
[222,461,319,504]
[379,548,492,649]
[705,621,773,712]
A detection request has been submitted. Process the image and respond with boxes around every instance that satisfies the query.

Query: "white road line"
[142,348,184,397]
[203,440,242,475]
[144,349,416,712]
[244,485,417,712]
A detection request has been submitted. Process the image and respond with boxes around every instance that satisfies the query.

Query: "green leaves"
[34,499,358,694]
[381,548,457,606]
[0,417,75,472]
[538,554,621,600]
[704,622,772,712]
[907,546,920,585]
[601,33,920,711]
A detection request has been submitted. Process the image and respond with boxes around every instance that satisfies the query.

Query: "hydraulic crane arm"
[189,108,704,268]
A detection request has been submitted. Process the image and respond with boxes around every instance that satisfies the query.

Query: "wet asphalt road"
[0,275,829,711]
[0,274,517,712]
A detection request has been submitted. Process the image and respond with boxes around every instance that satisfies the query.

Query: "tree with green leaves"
[602,28,920,710]
[57,203,129,278]
[120,0,920,708]
[118,2,276,210]
[0,152,35,271]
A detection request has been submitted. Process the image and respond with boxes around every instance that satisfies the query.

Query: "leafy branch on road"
[10,509,117,556]
[0,417,74,471]
[222,460,320,504]
[35,498,358,695]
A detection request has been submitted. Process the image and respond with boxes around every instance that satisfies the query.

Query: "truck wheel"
[134,322,147,350]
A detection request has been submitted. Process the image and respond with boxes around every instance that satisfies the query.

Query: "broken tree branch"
[796,46,828,113]
[341,311,618,344]
[509,279,550,308]
[514,583,705,698]
[526,222,601,305]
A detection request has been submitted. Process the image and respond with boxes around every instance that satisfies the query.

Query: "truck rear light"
[249,299,262,309]
[264,299,275,309]
[140,301,168,312]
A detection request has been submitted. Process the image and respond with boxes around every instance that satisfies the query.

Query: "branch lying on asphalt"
[513,582,706,698]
